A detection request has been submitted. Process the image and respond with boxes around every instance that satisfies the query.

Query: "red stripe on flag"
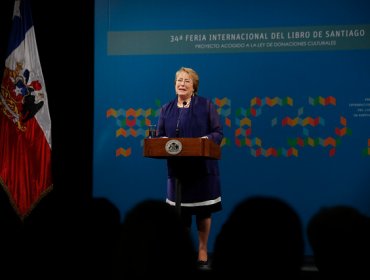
[0,115,52,217]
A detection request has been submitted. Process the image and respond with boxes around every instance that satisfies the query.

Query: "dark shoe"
[197,260,209,266]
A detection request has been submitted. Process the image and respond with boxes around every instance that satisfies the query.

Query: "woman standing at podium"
[157,66,223,266]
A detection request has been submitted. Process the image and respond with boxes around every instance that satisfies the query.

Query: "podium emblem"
[165,139,182,155]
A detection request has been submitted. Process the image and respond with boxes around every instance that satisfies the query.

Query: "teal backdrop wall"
[94,0,370,255]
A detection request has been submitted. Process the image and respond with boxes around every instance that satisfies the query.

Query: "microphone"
[175,101,187,137]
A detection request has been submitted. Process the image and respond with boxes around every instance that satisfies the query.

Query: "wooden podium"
[143,137,221,159]
[143,137,221,214]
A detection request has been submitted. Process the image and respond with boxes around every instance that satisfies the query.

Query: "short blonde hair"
[175,67,199,95]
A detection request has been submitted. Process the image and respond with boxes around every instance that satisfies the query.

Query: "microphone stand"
[175,101,187,137]
[175,100,187,215]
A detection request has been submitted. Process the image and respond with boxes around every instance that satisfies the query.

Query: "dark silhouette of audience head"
[112,199,198,278]
[83,197,121,279]
[211,195,304,278]
[15,189,85,279]
[307,205,370,279]
[20,194,121,279]
[0,188,23,279]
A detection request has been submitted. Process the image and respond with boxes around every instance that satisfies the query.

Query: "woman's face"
[175,71,194,99]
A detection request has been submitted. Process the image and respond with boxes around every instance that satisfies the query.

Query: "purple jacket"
[157,95,223,178]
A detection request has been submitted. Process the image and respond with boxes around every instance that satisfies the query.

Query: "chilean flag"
[0,0,52,219]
